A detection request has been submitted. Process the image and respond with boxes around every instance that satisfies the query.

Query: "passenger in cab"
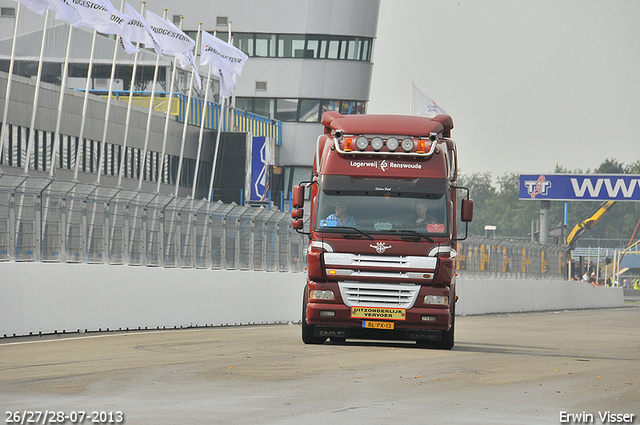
[406,201,437,228]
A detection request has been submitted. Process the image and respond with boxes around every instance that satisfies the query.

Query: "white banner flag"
[46,0,83,27]
[412,83,448,118]
[14,0,48,14]
[71,0,129,35]
[200,30,248,75]
[146,10,194,57]
[118,1,161,55]
[217,66,234,98]
[118,35,138,54]
[178,50,202,90]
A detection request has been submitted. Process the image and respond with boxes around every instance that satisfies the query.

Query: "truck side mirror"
[291,208,303,219]
[461,199,474,222]
[292,185,305,208]
[292,220,304,230]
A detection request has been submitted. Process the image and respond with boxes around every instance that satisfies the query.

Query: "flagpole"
[118,2,147,186]
[205,24,246,202]
[49,24,74,177]
[138,9,168,189]
[173,23,202,197]
[191,63,213,199]
[155,16,183,193]
[73,28,98,180]
[208,95,225,202]
[0,2,21,168]
[227,22,234,130]
[410,80,414,116]
[24,9,51,174]
[96,0,126,183]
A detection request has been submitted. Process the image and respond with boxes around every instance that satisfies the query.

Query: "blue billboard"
[519,174,640,201]
[249,137,270,201]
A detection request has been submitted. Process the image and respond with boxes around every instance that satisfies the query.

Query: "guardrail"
[0,175,306,272]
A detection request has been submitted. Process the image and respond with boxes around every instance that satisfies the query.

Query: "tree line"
[457,158,640,247]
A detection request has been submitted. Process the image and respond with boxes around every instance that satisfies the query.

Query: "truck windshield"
[315,192,448,235]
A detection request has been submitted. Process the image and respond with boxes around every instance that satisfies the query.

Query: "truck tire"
[301,290,326,345]
[435,298,455,350]
[416,296,455,350]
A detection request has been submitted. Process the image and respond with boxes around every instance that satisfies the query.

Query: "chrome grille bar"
[338,282,421,308]
[324,253,437,270]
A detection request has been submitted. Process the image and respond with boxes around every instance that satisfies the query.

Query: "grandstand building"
[0,0,380,202]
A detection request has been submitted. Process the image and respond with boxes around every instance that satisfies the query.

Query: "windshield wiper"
[386,230,434,242]
[340,227,374,240]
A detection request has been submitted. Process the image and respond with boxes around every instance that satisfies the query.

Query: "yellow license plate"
[363,321,394,330]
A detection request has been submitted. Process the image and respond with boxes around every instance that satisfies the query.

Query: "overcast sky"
[367,0,640,178]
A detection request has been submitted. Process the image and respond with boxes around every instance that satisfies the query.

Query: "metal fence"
[456,236,570,280]
[0,174,575,280]
[0,174,307,272]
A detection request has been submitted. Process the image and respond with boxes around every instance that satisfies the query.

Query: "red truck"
[292,111,473,349]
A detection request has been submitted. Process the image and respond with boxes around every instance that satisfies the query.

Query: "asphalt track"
[1,306,638,425]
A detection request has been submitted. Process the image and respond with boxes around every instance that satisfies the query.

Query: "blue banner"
[250,137,269,201]
[519,174,640,201]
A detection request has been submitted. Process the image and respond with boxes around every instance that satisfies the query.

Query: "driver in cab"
[326,203,357,227]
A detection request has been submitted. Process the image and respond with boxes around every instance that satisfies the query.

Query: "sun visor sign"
[519,174,640,201]
[320,175,448,197]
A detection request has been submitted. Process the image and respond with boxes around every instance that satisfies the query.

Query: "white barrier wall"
[0,263,625,337]
[1,263,305,337]
[455,278,623,315]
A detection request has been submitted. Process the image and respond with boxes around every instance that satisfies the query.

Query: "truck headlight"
[310,290,335,300]
[424,295,448,305]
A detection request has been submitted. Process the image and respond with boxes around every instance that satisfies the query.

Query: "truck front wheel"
[301,290,326,345]
[416,297,455,350]
[434,297,455,350]
[435,309,455,350]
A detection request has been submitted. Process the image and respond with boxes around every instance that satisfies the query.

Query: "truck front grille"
[338,281,420,309]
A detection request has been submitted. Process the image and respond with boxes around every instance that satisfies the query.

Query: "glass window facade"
[236,98,366,123]
[201,32,373,62]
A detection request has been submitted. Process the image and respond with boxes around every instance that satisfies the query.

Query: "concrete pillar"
[539,200,550,244]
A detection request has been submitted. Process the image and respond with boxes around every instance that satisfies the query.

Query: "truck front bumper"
[306,302,452,342]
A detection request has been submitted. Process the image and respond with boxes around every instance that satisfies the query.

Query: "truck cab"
[292,112,473,349]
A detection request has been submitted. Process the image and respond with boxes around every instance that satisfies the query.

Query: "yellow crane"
[566,201,616,248]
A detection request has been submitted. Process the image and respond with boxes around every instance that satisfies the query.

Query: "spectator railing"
[0,174,306,272]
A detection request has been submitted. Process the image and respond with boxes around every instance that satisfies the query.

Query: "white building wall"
[158,0,379,37]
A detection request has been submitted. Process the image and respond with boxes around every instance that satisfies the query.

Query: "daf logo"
[318,330,346,337]
[370,242,392,254]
